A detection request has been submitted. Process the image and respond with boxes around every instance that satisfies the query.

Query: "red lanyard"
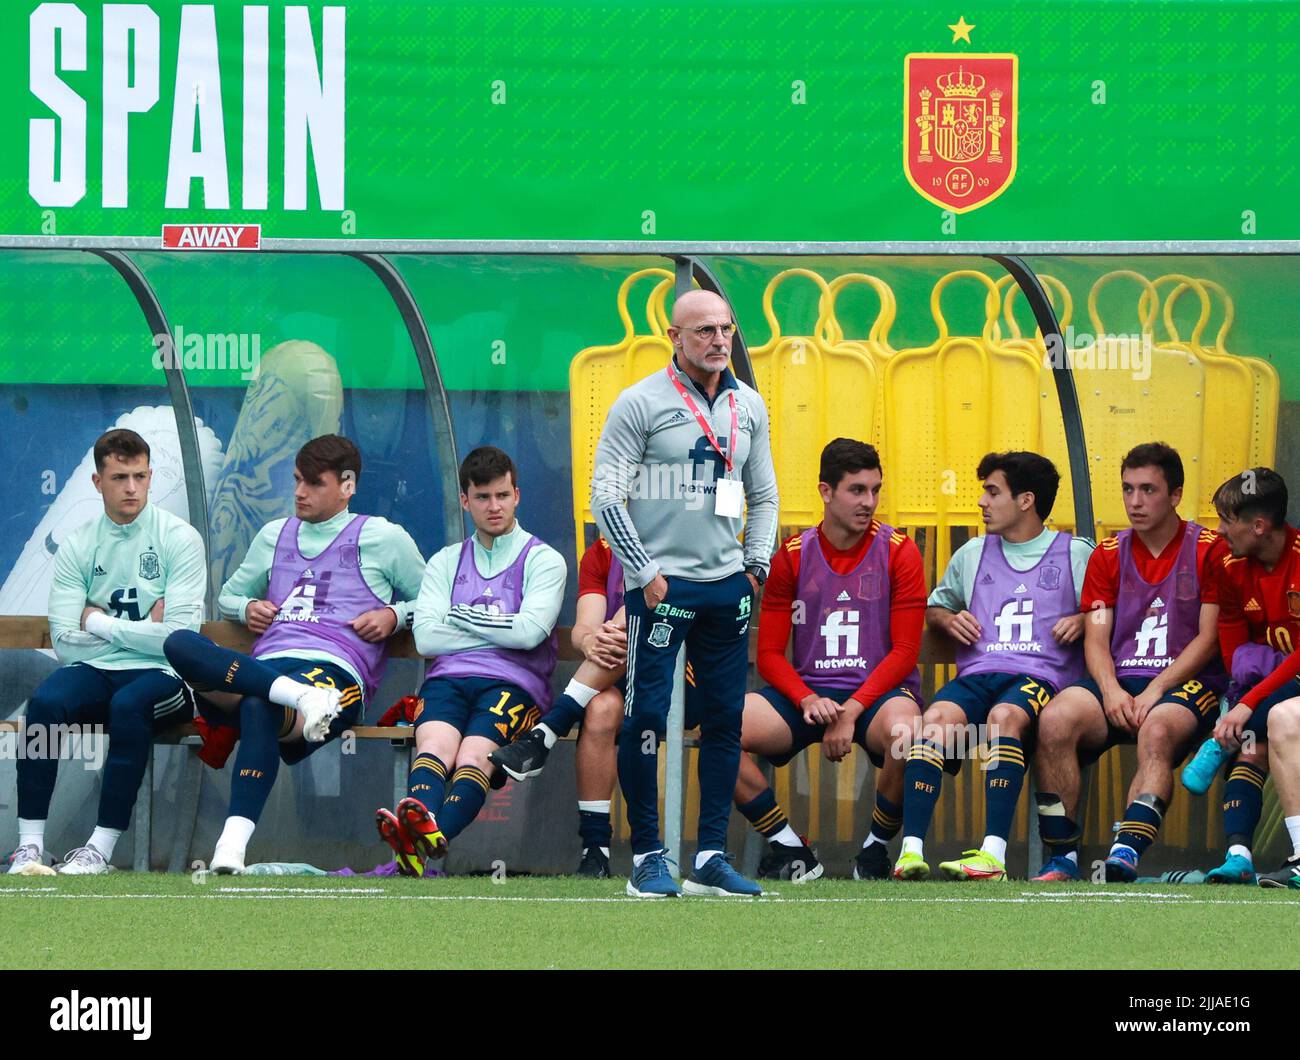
[666,365,737,474]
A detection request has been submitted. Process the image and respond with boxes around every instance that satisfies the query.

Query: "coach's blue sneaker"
[1031,855,1081,883]
[626,850,682,898]
[1104,846,1140,883]
[1205,852,1256,884]
[682,853,763,897]
[1181,737,1229,795]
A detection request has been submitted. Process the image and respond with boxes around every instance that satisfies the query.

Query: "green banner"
[3,0,1296,244]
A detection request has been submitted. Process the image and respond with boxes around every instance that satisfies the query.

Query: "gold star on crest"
[948,15,975,43]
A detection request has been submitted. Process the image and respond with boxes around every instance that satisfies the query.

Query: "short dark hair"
[1121,441,1184,494]
[1213,468,1288,527]
[976,450,1060,520]
[459,446,517,493]
[93,428,150,471]
[819,437,881,490]
[296,434,361,486]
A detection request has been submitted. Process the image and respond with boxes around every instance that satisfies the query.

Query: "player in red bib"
[733,438,927,881]
[1032,443,1228,882]
[1202,469,1300,883]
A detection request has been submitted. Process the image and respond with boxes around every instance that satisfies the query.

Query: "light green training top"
[48,501,206,673]
[928,529,1096,612]
[219,509,426,687]
[414,520,567,658]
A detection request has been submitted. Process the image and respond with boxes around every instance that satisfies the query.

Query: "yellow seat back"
[1140,274,1255,521]
[1044,270,1206,537]
[750,269,878,531]
[569,268,676,559]
[816,272,897,452]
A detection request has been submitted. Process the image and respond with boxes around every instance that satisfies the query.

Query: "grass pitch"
[1,873,1294,970]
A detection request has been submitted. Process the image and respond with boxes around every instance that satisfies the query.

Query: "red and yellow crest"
[904,53,1018,213]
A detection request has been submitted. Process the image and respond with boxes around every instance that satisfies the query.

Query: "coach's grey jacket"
[591,356,779,588]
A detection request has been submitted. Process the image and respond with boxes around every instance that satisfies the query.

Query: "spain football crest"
[904,53,1017,213]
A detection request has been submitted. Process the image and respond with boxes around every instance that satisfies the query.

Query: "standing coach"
[592,289,779,898]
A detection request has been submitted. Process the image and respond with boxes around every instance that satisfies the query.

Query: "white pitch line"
[0,889,1289,907]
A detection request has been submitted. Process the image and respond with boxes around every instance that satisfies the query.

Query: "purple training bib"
[253,515,391,698]
[426,536,558,710]
[792,524,922,697]
[1112,522,1227,692]
[957,531,1084,688]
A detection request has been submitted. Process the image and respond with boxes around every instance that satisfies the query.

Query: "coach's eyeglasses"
[679,323,736,339]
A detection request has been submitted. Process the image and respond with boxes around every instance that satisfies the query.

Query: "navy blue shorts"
[933,671,1057,726]
[415,675,542,747]
[253,656,363,765]
[1069,673,1219,762]
[1243,676,1300,739]
[755,683,920,768]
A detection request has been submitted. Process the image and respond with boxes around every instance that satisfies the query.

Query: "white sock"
[631,849,662,868]
[578,799,611,815]
[1063,850,1079,865]
[1109,841,1137,859]
[269,676,307,708]
[215,815,257,857]
[981,836,1008,863]
[87,826,121,860]
[695,849,723,870]
[1228,843,1253,864]
[18,818,45,854]
[536,724,558,750]
[565,679,601,709]
[1286,815,1300,859]
[902,836,924,857]
[769,824,801,848]
[862,833,886,849]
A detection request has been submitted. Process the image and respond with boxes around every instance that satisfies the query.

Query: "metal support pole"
[133,749,153,872]
[664,646,686,876]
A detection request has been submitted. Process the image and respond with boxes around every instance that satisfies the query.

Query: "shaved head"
[668,288,735,391]
[670,288,730,325]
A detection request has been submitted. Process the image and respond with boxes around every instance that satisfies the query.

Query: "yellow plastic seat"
[1158,277,1279,487]
[1044,270,1205,537]
[816,271,898,452]
[1139,274,1255,522]
[749,269,878,532]
[885,270,1042,572]
[568,268,676,560]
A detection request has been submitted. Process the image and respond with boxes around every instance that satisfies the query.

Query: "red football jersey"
[1082,520,1225,611]
[758,520,926,709]
[1217,524,1300,667]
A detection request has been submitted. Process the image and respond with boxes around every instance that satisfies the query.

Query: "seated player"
[163,435,425,874]
[730,438,925,881]
[377,446,566,876]
[8,429,205,875]
[1199,469,1297,883]
[490,536,630,878]
[1032,443,1227,882]
[491,537,716,878]
[900,451,1092,881]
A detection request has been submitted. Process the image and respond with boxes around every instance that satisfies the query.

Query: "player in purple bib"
[731,439,926,882]
[1033,443,1229,883]
[899,451,1092,882]
[163,436,426,874]
[376,447,567,876]
[490,537,717,879]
